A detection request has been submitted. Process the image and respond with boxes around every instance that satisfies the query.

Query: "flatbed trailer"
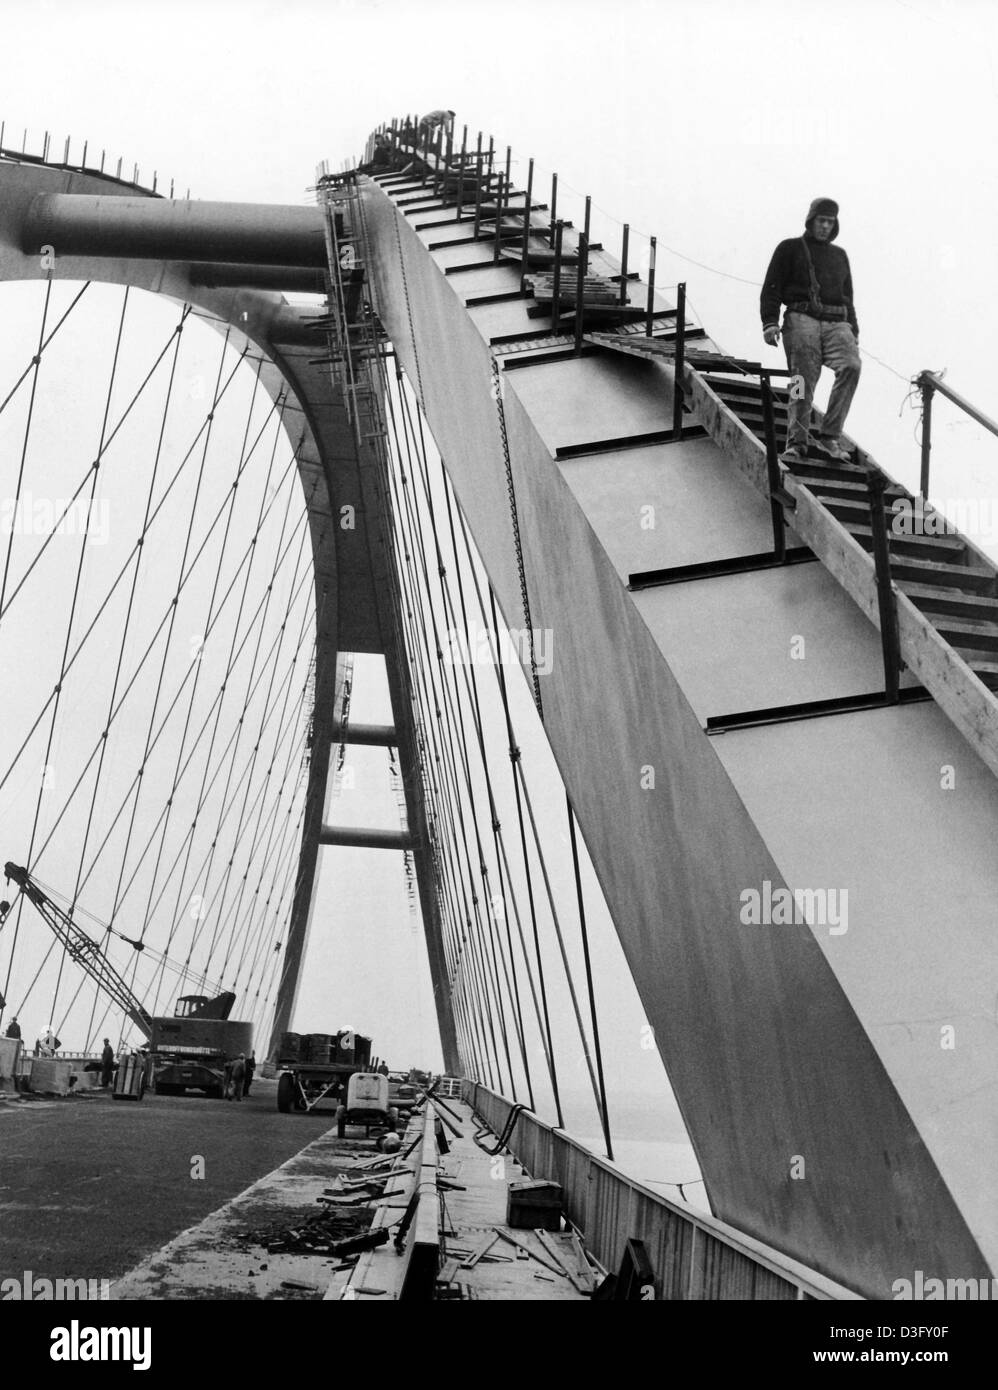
[276,1060,355,1114]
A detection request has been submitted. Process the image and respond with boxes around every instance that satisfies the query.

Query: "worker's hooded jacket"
[760,208,858,336]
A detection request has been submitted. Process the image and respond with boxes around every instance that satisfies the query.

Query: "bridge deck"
[430,1101,590,1301]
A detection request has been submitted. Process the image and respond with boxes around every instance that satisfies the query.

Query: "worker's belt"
[786,302,849,322]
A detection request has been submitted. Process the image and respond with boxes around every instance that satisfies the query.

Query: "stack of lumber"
[527,272,618,305]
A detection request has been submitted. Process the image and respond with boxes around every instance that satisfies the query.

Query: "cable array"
[0,283,317,1055]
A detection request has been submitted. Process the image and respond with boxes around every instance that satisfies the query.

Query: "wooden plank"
[534,1231,598,1293]
[493,1227,564,1274]
[534,1230,574,1280]
[564,1232,599,1293]
[460,1233,498,1268]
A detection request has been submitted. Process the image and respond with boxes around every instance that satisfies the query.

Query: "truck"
[149,993,253,1098]
[275,1029,397,1136]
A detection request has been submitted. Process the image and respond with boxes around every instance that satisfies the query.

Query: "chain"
[393,211,426,413]
[490,354,543,720]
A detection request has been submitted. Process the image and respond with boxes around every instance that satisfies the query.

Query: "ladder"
[315,169,388,446]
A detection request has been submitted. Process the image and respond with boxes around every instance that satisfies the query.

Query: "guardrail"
[463,1081,861,1301]
[916,369,998,499]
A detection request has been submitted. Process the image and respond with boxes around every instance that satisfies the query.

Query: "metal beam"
[23,194,327,266]
[188,262,327,292]
[319,826,419,851]
[330,722,398,746]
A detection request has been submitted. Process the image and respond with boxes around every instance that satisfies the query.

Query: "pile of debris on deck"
[436,1223,601,1300]
[436,1176,602,1301]
[236,1149,416,1260]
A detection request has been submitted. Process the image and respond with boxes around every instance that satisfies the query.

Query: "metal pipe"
[493,172,504,262]
[551,220,564,329]
[919,374,933,498]
[673,282,687,436]
[456,124,468,219]
[520,157,534,291]
[473,134,484,240]
[619,223,629,304]
[574,233,587,354]
[866,463,901,702]
[549,173,558,245]
[582,195,591,276]
[759,370,786,561]
[922,369,998,439]
[645,235,657,336]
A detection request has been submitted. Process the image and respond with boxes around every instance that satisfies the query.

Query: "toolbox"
[506,1178,563,1231]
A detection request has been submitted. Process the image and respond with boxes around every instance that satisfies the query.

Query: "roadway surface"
[0,1078,338,1286]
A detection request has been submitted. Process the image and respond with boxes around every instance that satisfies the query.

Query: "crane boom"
[3,863,152,1038]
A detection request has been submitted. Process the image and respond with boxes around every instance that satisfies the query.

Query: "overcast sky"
[2,0,996,1165]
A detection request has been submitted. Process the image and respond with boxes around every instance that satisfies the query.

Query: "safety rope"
[489,354,544,718]
[566,794,614,1161]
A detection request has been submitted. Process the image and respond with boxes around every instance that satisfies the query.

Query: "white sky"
[2,0,997,1160]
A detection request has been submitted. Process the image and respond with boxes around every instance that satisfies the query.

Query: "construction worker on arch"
[417,108,455,141]
[761,197,861,463]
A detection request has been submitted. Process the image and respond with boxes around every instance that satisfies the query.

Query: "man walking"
[760,197,860,462]
[228,1053,246,1102]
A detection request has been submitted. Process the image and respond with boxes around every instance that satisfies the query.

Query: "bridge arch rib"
[0,158,458,1073]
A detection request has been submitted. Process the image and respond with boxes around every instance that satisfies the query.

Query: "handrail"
[464,1080,862,1300]
[915,369,998,498]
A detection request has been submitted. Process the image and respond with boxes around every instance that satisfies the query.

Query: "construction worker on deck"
[100,1038,115,1087]
[417,109,455,143]
[760,197,860,463]
[228,1053,246,1102]
[359,134,392,175]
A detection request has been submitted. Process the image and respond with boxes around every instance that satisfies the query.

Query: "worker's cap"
[805,197,839,238]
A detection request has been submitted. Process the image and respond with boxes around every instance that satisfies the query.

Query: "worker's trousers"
[782,312,861,449]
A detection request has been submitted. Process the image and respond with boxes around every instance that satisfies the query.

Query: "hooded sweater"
[761,216,858,336]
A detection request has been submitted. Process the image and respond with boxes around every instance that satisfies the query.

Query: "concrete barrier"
[29,1058,74,1095]
[0,1037,21,1093]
